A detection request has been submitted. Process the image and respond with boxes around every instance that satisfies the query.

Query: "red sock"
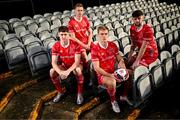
[107,87,116,102]
[76,74,84,94]
[50,76,62,92]
[122,79,132,97]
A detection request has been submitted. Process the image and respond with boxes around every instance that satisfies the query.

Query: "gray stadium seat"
[27,46,51,76]
[171,44,180,70]
[4,42,26,70]
[149,59,164,89]
[160,50,174,80]
[132,65,153,107]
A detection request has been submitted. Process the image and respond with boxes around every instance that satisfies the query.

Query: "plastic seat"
[36,26,51,38]
[4,42,26,70]
[0,20,9,32]
[160,50,174,80]
[19,30,36,42]
[27,46,51,76]
[132,65,153,107]
[23,36,42,53]
[0,28,7,40]
[39,18,50,30]
[42,37,56,50]
[27,20,39,34]
[155,32,166,51]
[164,28,173,48]
[171,45,180,70]
[149,59,164,89]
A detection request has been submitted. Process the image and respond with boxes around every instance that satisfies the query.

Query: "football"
[114,68,128,82]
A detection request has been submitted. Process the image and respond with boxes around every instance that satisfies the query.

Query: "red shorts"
[128,55,157,67]
[97,74,104,85]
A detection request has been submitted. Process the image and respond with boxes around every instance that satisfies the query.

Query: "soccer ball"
[114,68,128,82]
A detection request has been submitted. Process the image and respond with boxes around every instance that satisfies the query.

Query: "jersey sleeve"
[51,42,59,56]
[129,26,136,49]
[75,44,81,54]
[84,16,90,29]
[114,43,119,55]
[143,25,154,42]
[91,43,99,62]
[68,18,75,33]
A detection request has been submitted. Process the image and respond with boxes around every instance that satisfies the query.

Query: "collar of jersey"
[74,16,82,22]
[98,41,108,49]
[135,23,144,32]
[60,40,70,48]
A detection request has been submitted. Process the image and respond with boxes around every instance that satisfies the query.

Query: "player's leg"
[50,65,66,103]
[73,64,84,105]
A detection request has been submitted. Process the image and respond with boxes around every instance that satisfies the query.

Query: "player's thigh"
[73,64,83,76]
[50,65,66,78]
[102,76,116,89]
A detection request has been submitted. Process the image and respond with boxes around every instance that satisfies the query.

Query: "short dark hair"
[97,25,109,33]
[132,10,144,17]
[58,26,68,33]
[74,3,84,9]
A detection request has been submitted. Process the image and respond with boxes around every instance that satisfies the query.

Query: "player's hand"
[60,71,70,79]
[131,60,139,70]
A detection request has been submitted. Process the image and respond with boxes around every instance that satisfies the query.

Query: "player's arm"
[116,52,126,69]
[128,33,136,60]
[66,53,81,74]
[87,27,92,46]
[70,35,90,50]
[51,55,63,75]
[131,40,147,69]
[93,61,113,78]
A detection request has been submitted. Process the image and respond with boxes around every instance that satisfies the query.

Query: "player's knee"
[75,67,82,76]
[50,68,59,78]
[50,68,55,77]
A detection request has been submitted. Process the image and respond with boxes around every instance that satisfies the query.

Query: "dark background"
[0,0,180,20]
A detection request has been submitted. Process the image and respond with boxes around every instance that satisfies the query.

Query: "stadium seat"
[155,32,166,51]
[13,22,27,37]
[132,65,153,107]
[164,28,174,48]
[148,59,164,89]
[23,36,42,53]
[4,41,26,70]
[0,20,9,32]
[19,30,36,42]
[36,26,51,39]
[27,20,39,34]
[61,16,70,26]
[108,35,120,49]
[44,13,53,22]
[171,44,180,70]
[160,50,174,80]
[3,34,21,46]
[50,24,59,38]
[123,44,131,57]
[9,18,21,32]
[51,17,61,27]
[27,46,51,76]
[119,35,130,53]
[33,14,44,23]
[39,18,51,30]
[42,37,56,51]
[21,16,32,25]
[0,42,4,61]
[171,26,179,44]
[0,28,7,40]
[105,22,113,30]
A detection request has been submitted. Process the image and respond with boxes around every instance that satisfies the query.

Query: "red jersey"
[91,41,119,73]
[130,24,158,64]
[68,16,90,44]
[51,40,80,68]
